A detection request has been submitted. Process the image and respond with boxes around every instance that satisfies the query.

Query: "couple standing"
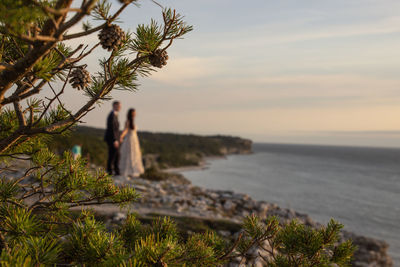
[104,101,144,178]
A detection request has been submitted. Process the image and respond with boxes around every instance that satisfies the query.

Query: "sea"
[180,143,400,265]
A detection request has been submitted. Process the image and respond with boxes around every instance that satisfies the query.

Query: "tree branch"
[0,41,56,101]
[219,233,243,260]
[63,23,106,40]
[56,0,98,36]
[13,101,27,127]
[63,1,132,40]
[0,73,116,154]
[0,44,85,107]
[31,0,82,16]
[0,0,80,103]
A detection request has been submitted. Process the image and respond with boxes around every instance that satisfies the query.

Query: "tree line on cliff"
[49,125,253,168]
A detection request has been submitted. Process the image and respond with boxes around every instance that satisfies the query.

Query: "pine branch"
[13,101,26,127]
[218,232,243,260]
[30,0,82,16]
[56,0,99,36]
[0,0,93,103]
[63,1,132,40]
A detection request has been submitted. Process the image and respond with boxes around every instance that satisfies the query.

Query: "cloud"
[260,16,400,44]
[149,56,227,86]
[210,74,400,103]
[321,130,400,137]
[194,15,400,51]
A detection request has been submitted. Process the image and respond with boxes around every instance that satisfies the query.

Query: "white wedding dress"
[119,126,144,178]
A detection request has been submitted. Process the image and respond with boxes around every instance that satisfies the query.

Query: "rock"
[215,213,223,219]
[240,210,250,217]
[157,187,167,195]
[175,203,187,213]
[133,185,148,192]
[208,192,219,201]
[218,190,234,198]
[346,232,394,267]
[191,186,206,196]
[232,193,250,202]
[256,202,270,218]
[122,174,393,267]
[160,195,175,204]
[242,199,256,211]
[223,200,237,211]
[112,212,126,222]
[218,230,231,238]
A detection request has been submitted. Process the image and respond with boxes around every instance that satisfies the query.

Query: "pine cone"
[149,49,169,68]
[69,68,91,90]
[98,24,125,51]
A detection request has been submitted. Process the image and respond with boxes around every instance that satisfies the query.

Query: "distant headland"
[49,125,253,169]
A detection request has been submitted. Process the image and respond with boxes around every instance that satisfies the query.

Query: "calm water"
[181,143,400,265]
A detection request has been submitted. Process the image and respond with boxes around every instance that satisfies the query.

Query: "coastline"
[159,152,394,266]
[164,155,226,173]
[110,174,394,266]
[6,155,393,266]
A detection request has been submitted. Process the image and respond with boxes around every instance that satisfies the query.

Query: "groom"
[104,101,121,175]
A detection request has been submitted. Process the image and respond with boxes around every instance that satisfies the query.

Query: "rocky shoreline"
[4,158,394,266]
[112,175,393,267]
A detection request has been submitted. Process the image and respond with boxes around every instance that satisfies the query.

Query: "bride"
[119,108,145,178]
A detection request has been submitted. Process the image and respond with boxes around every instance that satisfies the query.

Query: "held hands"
[113,140,119,148]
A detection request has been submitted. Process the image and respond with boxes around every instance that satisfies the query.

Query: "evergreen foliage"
[236,215,356,266]
[0,0,355,266]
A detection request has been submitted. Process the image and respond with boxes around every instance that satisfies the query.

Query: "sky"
[62,0,400,147]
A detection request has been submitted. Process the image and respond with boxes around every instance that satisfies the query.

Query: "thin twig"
[219,232,243,260]
[0,231,9,252]
[63,1,132,40]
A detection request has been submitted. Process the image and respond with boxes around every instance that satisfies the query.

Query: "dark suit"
[104,111,120,175]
